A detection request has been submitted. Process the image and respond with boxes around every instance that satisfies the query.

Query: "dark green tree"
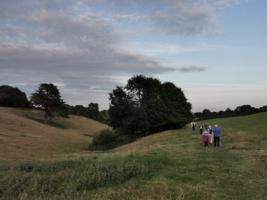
[109,86,133,131]
[98,110,110,124]
[235,105,257,115]
[260,106,267,112]
[31,83,66,122]
[160,82,192,128]
[70,105,86,116]
[202,109,212,118]
[109,75,193,135]
[0,85,29,108]
[87,103,99,120]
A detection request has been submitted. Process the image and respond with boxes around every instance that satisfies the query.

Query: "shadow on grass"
[24,115,69,129]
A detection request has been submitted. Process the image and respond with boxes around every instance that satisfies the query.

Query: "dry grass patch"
[0,107,109,161]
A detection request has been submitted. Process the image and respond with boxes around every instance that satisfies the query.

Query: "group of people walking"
[191,121,221,147]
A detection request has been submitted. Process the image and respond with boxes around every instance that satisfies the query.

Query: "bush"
[90,129,119,150]
[0,85,29,108]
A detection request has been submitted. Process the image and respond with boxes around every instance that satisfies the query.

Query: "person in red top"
[202,129,209,147]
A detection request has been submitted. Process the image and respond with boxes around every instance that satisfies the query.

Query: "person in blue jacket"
[212,124,221,147]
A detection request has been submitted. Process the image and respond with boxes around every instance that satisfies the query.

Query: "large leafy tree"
[109,75,193,135]
[0,85,29,108]
[31,83,66,122]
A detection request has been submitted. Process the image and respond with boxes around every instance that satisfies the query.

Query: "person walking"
[202,129,209,147]
[204,121,209,130]
[208,125,213,144]
[199,124,203,135]
[212,124,221,147]
[191,121,196,131]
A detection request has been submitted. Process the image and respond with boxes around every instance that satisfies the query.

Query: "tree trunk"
[44,108,49,123]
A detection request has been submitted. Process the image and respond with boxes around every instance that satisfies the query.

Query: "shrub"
[90,129,119,150]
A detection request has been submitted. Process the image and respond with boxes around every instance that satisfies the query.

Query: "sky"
[0,0,266,112]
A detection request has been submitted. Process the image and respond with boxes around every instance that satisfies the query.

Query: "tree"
[109,75,193,135]
[109,86,133,131]
[234,105,256,115]
[67,103,109,124]
[31,83,66,122]
[202,109,212,118]
[259,106,267,112]
[0,85,29,108]
[87,103,99,120]
[70,105,86,116]
[98,110,110,124]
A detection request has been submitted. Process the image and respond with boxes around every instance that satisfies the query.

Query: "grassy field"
[0,107,109,161]
[0,108,266,199]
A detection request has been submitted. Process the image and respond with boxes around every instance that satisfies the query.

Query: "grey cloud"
[25,11,119,48]
[0,0,69,19]
[0,44,173,109]
[0,44,173,74]
[0,0,218,108]
[0,3,174,74]
[177,66,207,73]
[151,3,217,35]
[82,0,225,35]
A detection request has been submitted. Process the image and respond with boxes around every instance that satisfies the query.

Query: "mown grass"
[0,112,266,199]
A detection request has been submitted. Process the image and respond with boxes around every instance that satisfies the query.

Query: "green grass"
[0,112,267,199]
[0,153,170,199]
[208,112,267,137]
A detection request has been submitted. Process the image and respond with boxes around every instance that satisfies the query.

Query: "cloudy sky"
[0,0,266,111]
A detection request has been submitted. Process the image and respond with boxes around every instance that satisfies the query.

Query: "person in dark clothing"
[199,125,203,135]
[212,124,221,147]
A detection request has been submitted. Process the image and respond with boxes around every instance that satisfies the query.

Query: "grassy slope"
[208,112,267,137]
[0,111,266,199]
[0,107,109,161]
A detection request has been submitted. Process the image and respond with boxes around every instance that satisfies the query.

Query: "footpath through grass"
[1,113,267,199]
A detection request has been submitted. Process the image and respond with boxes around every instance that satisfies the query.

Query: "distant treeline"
[194,105,267,120]
[66,104,109,124]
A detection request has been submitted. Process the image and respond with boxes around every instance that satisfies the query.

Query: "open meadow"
[0,108,266,199]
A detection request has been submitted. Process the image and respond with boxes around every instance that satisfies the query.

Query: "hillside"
[0,107,109,161]
[0,111,266,199]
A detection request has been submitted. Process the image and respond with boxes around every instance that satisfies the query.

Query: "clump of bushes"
[89,129,133,150]
[89,129,119,150]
